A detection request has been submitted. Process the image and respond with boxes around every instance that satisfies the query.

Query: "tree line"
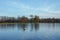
[0,15,60,23]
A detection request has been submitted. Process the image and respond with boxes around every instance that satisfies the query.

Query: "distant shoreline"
[0,22,60,24]
[0,16,60,23]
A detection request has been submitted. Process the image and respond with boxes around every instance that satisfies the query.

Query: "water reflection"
[0,23,58,32]
[31,23,39,31]
[0,23,60,40]
[0,23,40,31]
[17,23,28,31]
[0,24,16,30]
[46,23,55,29]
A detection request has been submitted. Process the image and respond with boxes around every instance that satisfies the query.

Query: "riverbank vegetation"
[0,15,60,23]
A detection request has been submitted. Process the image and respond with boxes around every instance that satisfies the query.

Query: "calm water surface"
[0,23,60,40]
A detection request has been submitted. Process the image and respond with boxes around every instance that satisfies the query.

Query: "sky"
[0,0,60,18]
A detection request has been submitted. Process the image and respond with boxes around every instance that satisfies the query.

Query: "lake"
[0,23,60,40]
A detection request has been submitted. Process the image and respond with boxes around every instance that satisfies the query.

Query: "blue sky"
[0,0,60,18]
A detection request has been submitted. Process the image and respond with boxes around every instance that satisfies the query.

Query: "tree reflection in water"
[0,23,15,30]
[31,23,39,31]
[17,23,28,31]
[17,23,39,32]
[0,23,40,32]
